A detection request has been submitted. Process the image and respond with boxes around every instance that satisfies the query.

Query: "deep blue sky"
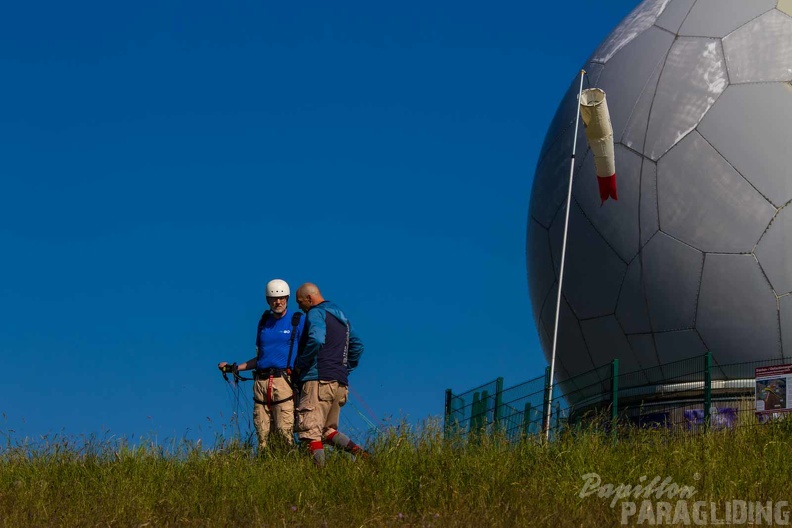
[1,0,637,444]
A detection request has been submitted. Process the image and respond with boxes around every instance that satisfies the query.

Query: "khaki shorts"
[296,380,348,442]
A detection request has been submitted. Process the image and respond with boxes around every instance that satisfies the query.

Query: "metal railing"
[444,353,791,441]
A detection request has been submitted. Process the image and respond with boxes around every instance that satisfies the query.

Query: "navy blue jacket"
[294,301,363,386]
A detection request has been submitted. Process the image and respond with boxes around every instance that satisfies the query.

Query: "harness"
[253,311,302,409]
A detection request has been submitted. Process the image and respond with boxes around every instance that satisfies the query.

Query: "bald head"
[296,283,324,312]
[297,283,320,297]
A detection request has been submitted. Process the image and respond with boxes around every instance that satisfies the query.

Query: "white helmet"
[265,279,290,297]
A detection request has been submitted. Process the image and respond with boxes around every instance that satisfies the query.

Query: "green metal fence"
[444,353,791,441]
[444,378,501,439]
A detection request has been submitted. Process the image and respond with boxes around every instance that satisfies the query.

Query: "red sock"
[309,440,325,467]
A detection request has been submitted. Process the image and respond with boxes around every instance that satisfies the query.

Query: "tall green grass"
[2,419,791,527]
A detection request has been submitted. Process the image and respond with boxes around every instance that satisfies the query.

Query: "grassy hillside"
[2,419,791,527]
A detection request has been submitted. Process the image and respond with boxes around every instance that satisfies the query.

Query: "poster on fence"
[755,364,792,415]
[684,408,737,430]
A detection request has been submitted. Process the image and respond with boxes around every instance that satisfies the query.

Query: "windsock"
[579,88,617,204]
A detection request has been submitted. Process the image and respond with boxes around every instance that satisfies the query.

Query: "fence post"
[542,366,551,440]
[494,377,504,432]
[704,351,712,431]
[523,402,533,437]
[611,359,619,435]
[470,392,480,436]
[444,389,453,440]
[481,390,490,434]
[554,401,561,433]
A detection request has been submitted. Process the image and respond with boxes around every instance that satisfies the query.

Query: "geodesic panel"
[780,0,792,17]
[591,0,670,63]
[626,334,666,384]
[654,330,707,363]
[643,232,703,332]
[530,123,587,229]
[755,207,792,295]
[595,26,675,142]
[640,160,659,247]
[621,59,663,152]
[616,257,652,334]
[527,218,556,329]
[780,295,792,355]
[678,0,776,38]
[548,203,627,319]
[645,38,727,160]
[654,0,695,33]
[697,254,781,364]
[657,131,775,253]
[698,83,792,207]
[581,316,642,373]
[555,360,572,384]
[573,146,642,263]
[538,324,574,383]
[540,284,597,376]
[723,10,792,83]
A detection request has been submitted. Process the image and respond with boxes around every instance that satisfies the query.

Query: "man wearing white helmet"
[218,278,306,450]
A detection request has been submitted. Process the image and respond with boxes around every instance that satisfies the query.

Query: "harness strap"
[253,394,294,406]
[256,310,302,369]
[253,371,295,408]
[255,310,270,355]
[286,311,302,372]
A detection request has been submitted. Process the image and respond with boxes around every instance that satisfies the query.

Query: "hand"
[288,368,302,393]
[218,362,236,374]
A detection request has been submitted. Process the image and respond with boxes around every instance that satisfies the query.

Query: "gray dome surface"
[528,0,792,388]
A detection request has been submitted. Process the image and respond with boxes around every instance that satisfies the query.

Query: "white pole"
[544,69,586,442]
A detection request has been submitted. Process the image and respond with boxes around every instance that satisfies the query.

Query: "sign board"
[684,407,737,430]
[755,364,792,415]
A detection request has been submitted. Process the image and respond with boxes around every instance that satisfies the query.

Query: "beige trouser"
[252,374,295,448]
[296,380,348,442]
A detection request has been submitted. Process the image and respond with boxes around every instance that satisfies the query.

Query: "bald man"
[293,283,366,467]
